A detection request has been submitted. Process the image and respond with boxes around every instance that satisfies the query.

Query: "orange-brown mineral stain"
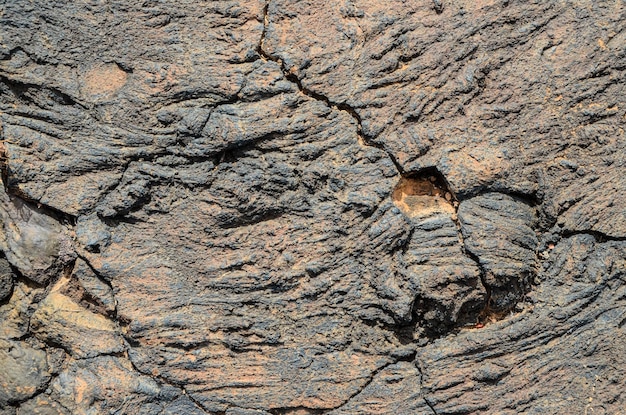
[74,377,88,404]
[393,175,442,198]
[82,64,127,97]
[392,173,456,217]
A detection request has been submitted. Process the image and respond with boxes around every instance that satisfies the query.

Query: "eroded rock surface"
[0,0,624,414]
[458,192,538,312]
[30,280,125,359]
[0,339,50,406]
[0,188,74,285]
[0,258,14,302]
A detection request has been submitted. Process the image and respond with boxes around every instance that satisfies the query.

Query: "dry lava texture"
[0,1,625,414]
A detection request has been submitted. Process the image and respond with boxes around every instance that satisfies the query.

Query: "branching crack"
[256,1,404,176]
[326,358,403,412]
[180,387,211,414]
[123,347,211,414]
[81,251,204,409]
[75,253,117,311]
[452,213,493,316]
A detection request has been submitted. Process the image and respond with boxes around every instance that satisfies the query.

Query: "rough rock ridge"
[0,0,624,414]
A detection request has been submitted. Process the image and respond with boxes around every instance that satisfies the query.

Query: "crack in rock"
[257,1,404,175]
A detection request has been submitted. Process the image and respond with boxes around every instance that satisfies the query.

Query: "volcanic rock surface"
[0,1,625,414]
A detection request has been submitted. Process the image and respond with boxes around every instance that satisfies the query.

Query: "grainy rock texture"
[0,0,625,414]
[0,258,14,302]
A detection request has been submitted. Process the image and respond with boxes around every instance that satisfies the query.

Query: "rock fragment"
[0,282,44,339]
[0,183,74,285]
[30,281,124,359]
[0,258,14,302]
[30,278,125,358]
[68,258,116,315]
[50,356,166,414]
[0,339,50,405]
[458,192,538,312]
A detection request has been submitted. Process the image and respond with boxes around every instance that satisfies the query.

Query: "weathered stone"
[72,81,406,410]
[0,282,44,339]
[17,396,69,415]
[161,396,208,415]
[30,279,124,359]
[0,1,265,216]
[0,258,14,303]
[50,356,169,415]
[458,192,538,312]
[417,236,626,414]
[67,258,116,315]
[44,347,67,377]
[0,407,16,415]
[0,183,74,285]
[328,362,431,414]
[0,0,624,413]
[225,408,272,415]
[0,339,50,405]
[402,201,485,332]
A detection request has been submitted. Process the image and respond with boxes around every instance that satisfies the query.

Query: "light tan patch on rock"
[30,277,124,358]
[82,64,127,97]
[392,175,455,218]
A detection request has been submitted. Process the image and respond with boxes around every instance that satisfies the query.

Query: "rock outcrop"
[0,1,624,414]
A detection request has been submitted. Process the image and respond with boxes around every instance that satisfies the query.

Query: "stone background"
[0,1,624,414]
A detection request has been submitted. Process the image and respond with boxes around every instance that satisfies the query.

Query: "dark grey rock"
[458,192,538,311]
[403,205,485,332]
[0,258,14,302]
[162,396,208,415]
[0,0,624,413]
[417,236,626,414]
[0,339,50,405]
[225,408,272,415]
[0,185,74,285]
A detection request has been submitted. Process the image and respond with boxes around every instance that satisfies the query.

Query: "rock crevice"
[0,1,624,413]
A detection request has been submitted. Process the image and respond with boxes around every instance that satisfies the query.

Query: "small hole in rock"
[392,167,457,216]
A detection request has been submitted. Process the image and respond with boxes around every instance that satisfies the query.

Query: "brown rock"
[0,0,624,413]
[30,279,124,359]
